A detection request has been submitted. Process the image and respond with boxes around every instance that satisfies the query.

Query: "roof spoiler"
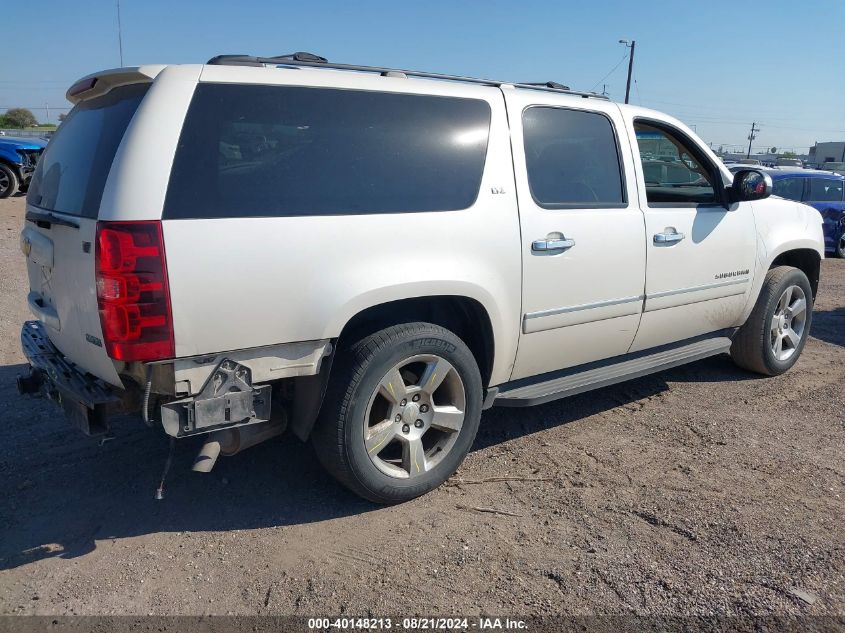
[66,65,166,104]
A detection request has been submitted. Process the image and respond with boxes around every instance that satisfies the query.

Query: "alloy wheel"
[770,284,807,361]
[363,354,466,479]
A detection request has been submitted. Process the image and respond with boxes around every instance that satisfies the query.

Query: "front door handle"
[653,229,685,244]
[532,237,576,252]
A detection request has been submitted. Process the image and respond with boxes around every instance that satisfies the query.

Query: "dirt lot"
[0,193,843,618]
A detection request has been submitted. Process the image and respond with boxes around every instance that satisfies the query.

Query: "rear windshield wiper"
[25,210,80,230]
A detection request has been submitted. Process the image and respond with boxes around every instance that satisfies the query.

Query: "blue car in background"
[729,166,845,257]
[0,136,47,199]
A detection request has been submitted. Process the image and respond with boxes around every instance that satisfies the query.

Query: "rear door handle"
[653,230,685,244]
[532,237,576,252]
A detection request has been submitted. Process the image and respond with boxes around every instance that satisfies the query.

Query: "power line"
[1,106,71,111]
[680,117,845,134]
[637,98,800,120]
[0,80,74,84]
[589,52,629,92]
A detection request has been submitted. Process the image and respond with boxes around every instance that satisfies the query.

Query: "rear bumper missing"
[18,320,121,435]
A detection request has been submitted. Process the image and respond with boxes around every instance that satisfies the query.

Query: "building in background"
[809,141,845,167]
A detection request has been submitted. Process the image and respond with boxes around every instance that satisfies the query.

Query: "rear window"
[27,83,149,218]
[808,178,844,202]
[773,177,804,201]
[522,106,625,207]
[163,84,491,219]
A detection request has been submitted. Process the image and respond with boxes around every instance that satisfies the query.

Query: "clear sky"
[2,0,843,154]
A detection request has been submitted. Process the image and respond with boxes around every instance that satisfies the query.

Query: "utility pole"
[44,103,50,122]
[746,122,758,158]
[619,39,636,104]
[117,0,124,67]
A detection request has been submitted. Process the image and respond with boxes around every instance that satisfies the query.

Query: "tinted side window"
[164,84,491,219]
[773,177,804,201]
[27,83,149,218]
[808,178,844,202]
[522,107,625,207]
[634,122,716,205]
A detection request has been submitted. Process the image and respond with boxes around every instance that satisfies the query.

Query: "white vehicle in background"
[18,53,825,503]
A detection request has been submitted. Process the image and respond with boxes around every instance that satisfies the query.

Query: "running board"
[494,336,732,407]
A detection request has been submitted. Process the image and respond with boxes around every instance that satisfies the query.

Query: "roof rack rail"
[205,54,609,100]
[522,81,571,91]
[207,52,328,67]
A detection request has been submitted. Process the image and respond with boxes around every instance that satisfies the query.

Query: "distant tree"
[782,151,797,158]
[0,114,8,128]
[57,113,67,122]
[3,108,38,128]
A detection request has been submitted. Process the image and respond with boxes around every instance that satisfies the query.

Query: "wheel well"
[771,249,821,298]
[337,296,495,387]
[0,158,21,176]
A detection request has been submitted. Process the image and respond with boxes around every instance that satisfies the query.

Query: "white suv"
[18,54,824,503]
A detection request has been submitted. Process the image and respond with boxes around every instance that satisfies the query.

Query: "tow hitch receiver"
[16,370,43,395]
[160,359,271,438]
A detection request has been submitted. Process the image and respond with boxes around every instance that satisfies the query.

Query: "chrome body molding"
[522,277,750,334]
[647,277,748,300]
[643,277,749,313]
[522,295,643,334]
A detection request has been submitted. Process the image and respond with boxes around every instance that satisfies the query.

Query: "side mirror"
[730,169,772,202]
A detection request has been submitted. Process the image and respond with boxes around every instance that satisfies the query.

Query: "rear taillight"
[95,221,174,362]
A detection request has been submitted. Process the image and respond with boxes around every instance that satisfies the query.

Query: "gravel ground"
[0,193,843,617]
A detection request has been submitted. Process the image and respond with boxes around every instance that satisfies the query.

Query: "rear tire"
[312,322,482,504]
[0,163,18,199]
[730,266,813,376]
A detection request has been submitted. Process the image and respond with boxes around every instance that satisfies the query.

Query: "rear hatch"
[23,78,151,386]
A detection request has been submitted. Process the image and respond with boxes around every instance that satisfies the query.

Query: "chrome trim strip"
[524,295,644,321]
[522,278,749,329]
[647,277,749,300]
[644,288,747,313]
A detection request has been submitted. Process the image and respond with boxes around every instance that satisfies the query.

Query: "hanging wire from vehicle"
[141,364,153,427]
[154,437,175,500]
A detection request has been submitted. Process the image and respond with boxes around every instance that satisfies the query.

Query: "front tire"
[312,322,482,504]
[730,266,813,376]
[0,163,19,199]
[835,232,845,258]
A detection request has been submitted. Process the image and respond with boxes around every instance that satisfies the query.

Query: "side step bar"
[494,335,733,407]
